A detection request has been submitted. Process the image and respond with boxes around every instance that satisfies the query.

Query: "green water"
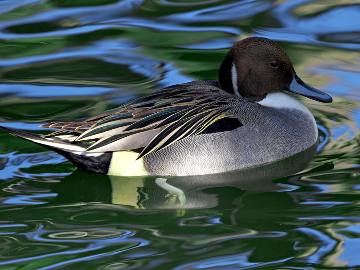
[0,0,360,269]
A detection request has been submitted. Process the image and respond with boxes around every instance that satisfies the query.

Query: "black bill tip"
[286,75,332,103]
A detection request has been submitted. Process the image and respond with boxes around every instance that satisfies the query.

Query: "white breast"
[258,92,318,137]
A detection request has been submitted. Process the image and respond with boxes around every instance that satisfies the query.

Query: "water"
[0,0,359,269]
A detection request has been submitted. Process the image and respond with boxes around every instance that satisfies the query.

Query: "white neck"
[258,92,317,136]
[258,92,310,113]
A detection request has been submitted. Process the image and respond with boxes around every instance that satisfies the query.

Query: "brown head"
[219,37,332,103]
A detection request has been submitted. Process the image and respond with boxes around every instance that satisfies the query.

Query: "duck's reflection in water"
[55,144,316,210]
[52,145,354,266]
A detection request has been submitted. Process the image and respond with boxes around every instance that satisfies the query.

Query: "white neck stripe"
[231,63,240,96]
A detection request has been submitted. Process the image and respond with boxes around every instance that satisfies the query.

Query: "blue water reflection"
[0,84,113,97]
[164,1,272,23]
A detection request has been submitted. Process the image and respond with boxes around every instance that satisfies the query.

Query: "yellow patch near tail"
[108,151,148,176]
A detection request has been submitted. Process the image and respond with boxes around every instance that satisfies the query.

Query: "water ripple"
[0,222,149,269]
[164,1,272,23]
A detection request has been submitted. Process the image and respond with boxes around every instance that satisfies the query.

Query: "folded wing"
[42,81,251,158]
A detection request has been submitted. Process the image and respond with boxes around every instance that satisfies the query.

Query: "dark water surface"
[0,0,360,269]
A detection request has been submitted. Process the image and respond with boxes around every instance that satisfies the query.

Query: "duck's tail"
[0,126,112,174]
[0,126,85,153]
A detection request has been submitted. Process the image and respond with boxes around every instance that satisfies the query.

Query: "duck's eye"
[270,61,279,68]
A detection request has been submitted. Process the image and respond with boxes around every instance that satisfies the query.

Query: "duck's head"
[219,37,332,103]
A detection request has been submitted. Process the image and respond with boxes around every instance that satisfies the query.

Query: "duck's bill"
[286,75,332,103]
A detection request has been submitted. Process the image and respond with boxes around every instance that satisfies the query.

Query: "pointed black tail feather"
[0,125,113,174]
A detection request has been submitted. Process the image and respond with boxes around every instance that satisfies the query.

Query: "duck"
[0,37,332,177]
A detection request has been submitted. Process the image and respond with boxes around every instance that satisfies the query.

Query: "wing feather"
[137,107,230,158]
[41,81,248,157]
